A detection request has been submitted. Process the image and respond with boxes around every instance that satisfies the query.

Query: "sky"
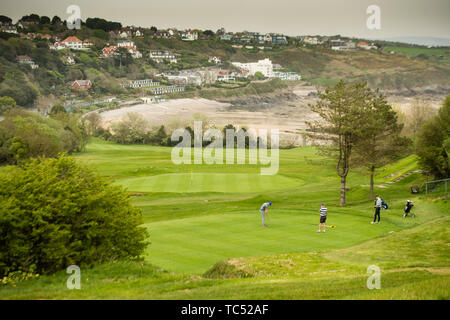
[1,0,449,40]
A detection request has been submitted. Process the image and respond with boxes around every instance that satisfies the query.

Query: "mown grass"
[1,139,448,299]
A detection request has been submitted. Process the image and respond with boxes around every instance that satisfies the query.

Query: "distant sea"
[372,36,450,47]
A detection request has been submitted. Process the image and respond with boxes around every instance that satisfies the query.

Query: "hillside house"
[101,45,118,57]
[357,41,377,50]
[272,35,288,45]
[330,39,355,51]
[61,36,92,50]
[232,58,274,77]
[181,30,198,41]
[71,79,92,90]
[62,55,75,65]
[0,25,18,34]
[220,33,233,41]
[303,36,319,45]
[16,55,39,69]
[208,56,221,64]
[117,41,142,58]
[217,70,235,82]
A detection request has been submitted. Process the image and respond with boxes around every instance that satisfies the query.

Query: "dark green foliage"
[0,15,12,24]
[0,155,149,276]
[85,18,122,32]
[49,104,67,116]
[51,16,61,25]
[0,108,87,164]
[0,96,16,114]
[416,95,450,178]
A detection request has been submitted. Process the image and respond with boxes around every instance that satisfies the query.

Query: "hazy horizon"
[1,0,449,41]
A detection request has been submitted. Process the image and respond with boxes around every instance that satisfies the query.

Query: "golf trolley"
[403,200,415,218]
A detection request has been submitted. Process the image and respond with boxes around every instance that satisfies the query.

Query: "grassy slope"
[0,139,448,299]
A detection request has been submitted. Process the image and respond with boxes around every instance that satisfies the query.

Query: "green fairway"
[119,173,303,193]
[1,138,448,299]
[144,209,406,274]
[73,139,446,276]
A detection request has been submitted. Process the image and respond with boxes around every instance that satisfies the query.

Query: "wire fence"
[425,178,450,195]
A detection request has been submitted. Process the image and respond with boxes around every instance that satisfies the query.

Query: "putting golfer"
[318,203,327,232]
[372,195,382,224]
[260,201,272,227]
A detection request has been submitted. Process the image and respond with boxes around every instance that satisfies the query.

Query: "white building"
[122,79,160,88]
[149,51,177,63]
[303,36,319,45]
[181,30,198,41]
[150,85,185,95]
[16,55,38,69]
[272,72,301,81]
[231,58,274,78]
[208,56,221,64]
[330,39,356,51]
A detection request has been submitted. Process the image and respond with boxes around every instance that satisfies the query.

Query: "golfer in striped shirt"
[318,203,327,233]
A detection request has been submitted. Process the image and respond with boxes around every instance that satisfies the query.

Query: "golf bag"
[403,201,415,218]
[374,199,389,210]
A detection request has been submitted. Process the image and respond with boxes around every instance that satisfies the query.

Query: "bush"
[0,108,86,164]
[0,155,149,276]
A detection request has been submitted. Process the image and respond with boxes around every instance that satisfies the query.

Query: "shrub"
[0,155,149,276]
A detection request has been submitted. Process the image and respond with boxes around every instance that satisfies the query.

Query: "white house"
[330,39,355,51]
[181,30,198,41]
[61,36,92,50]
[232,58,274,78]
[303,36,319,45]
[62,55,75,65]
[0,25,18,34]
[16,55,38,69]
[116,41,142,58]
[208,56,221,64]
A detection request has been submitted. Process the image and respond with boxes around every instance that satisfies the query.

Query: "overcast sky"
[1,0,449,39]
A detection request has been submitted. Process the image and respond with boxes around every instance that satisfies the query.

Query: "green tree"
[0,155,149,276]
[39,16,51,25]
[51,15,61,25]
[0,96,16,115]
[351,90,409,199]
[49,104,67,116]
[0,15,12,24]
[416,95,450,178]
[307,81,372,206]
[254,71,265,80]
[0,108,86,164]
[111,112,148,144]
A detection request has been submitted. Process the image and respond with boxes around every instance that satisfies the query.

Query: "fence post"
[425,182,428,195]
[446,180,447,194]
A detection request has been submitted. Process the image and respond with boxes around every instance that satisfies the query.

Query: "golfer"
[372,195,382,224]
[260,201,272,227]
[318,203,327,232]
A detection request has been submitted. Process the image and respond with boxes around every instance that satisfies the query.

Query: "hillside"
[1,16,449,111]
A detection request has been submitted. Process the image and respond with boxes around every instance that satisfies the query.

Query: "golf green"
[119,173,303,193]
[144,209,402,274]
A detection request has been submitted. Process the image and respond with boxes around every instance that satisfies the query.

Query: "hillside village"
[0,13,449,113]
